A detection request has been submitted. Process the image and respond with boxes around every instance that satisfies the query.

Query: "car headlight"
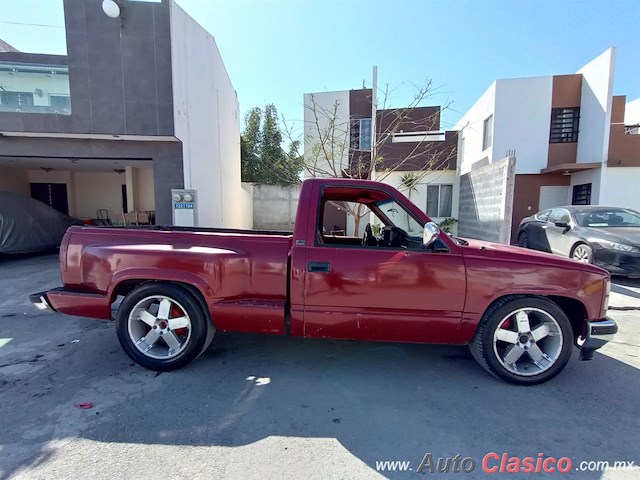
[599,241,640,253]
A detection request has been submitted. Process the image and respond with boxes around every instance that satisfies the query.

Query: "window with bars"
[550,107,580,143]
[0,91,34,107]
[572,183,591,205]
[350,118,372,150]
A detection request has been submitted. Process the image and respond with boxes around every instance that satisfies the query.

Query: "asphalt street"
[0,253,639,479]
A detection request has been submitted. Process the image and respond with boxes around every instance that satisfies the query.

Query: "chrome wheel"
[128,295,192,360]
[492,307,563,377]
[572,244,591,263]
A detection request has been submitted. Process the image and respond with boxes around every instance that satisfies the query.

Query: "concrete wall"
[73,171,125,219]
[455,82,496,175]
[304,90,351,178]
[577,48,616,165]
[0,166,29,195]
[493,77,553,174]
[136,167,155,212]
[252,184,300,231]
[170,1,250,229]
[458,157,515,244]
[598,166,640,211]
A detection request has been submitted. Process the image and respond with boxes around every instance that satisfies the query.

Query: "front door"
[545,208,574,256]
[302,192,466,344]
[30,183,69,215]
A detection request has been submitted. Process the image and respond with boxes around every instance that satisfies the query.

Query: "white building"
[455,48,640,242]
[303,88,459,233]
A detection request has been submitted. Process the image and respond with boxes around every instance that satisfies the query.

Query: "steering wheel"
[362,223,377,246]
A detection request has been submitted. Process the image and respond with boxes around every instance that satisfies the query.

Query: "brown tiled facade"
[546,74,582,169]
[346,89,457,176]
[608,95,640,167]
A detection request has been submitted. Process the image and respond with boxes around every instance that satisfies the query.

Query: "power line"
[0,21,64,29]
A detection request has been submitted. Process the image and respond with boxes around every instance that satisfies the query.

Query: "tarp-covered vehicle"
[0,192,81,254]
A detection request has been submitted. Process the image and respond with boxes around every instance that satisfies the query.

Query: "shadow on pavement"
[1,314,639,478]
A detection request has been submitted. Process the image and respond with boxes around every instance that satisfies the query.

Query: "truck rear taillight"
[602,278,611,317]
[59,230,71,273]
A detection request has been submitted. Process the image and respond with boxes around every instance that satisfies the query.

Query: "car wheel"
[571,243,593,263]
[469,296,572,385]
[116,283,214,371]
[518,231,529,248]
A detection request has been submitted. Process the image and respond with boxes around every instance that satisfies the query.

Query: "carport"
[0,134,184,225]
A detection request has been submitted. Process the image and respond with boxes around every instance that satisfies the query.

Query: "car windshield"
[574,209,640,228]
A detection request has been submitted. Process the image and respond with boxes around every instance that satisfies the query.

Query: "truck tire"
[469,296,573,385]
[116,283,214,371]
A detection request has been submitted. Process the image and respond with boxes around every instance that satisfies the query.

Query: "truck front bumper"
[576,317,618,360]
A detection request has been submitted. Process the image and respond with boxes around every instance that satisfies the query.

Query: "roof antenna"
[362,79,366,89]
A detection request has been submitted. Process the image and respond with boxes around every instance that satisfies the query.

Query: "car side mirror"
[423,222,440,246]
[554,221,570,229]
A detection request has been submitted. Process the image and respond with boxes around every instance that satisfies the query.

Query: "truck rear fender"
[108,269,214,313]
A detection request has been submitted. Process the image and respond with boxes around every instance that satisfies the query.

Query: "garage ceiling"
[0,156,153,172]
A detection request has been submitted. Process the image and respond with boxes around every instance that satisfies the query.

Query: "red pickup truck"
[31,178,616,385]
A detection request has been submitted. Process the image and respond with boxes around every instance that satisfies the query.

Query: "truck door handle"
[307,262,330,273]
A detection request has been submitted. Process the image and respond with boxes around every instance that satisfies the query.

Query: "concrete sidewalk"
[609,278,640,309]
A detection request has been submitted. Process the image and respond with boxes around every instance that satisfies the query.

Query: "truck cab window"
[317,186,446,251]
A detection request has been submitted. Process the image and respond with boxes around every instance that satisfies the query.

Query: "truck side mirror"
[423,222,440,246]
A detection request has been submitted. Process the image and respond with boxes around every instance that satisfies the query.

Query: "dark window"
[121,185,128,213]
[625,124,639,135]
[0,91,34,107]
[49,95,70,110]
[350,118,372,150]
[30,183,69,215]
[483,115,493,150]
[426,184,453,217]
[572,183,591,205]
[550,107,580,143]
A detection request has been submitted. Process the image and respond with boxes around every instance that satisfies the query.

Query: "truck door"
[301,184,466,344]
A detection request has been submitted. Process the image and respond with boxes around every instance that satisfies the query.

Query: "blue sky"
[1,0,639,134]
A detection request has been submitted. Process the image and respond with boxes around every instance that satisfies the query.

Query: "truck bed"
[59,225,293,334]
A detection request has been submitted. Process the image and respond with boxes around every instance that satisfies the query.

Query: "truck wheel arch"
[469,295,574,384]
[111,279,214,328]
[473,294,587,344]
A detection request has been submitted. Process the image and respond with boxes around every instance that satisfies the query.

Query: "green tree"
[240,104,302,184]
[241,107,262,182]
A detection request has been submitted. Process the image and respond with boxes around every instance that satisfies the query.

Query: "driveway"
[1,253,639,479]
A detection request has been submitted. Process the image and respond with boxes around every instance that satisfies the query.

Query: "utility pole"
[371,65,378,180]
